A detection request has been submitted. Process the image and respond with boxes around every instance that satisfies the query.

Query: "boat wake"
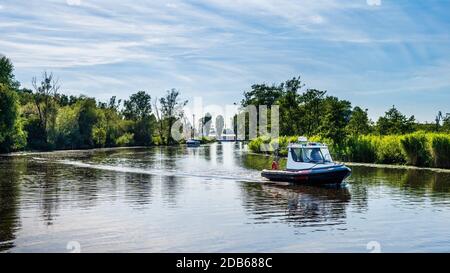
[34,158,262,183]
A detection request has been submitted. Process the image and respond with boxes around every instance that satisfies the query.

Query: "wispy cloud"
[1,0,449,121]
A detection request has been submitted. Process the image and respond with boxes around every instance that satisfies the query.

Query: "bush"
[248,137,263,153]
[115,133,134,147]
[152,136,164,145]
[0,84,27,153]
[270,136,297,156]
[248,133,450,169]
[430,134,450,168]
[199,136,216,144]
[400,133,431,166]
[375,135,406,164]
[345,136,377,163]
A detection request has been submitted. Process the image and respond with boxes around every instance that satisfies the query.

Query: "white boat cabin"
[286,138,334,171]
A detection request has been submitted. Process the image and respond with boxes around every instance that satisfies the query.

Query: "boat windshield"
[302,147,333,163]
[320,148,333,162]
[290,148,304,162]
[290,147,333,163]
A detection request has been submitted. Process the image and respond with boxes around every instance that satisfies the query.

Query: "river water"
[1,143,450,253]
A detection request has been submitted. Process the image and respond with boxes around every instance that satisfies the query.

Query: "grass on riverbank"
[248,132,450,169]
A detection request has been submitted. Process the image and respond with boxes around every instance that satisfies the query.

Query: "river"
[1,143,450,252]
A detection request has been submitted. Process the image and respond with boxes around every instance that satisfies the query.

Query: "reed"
[430,134,450,168]
[374,135,406,164]
[400,133,431,166]
[248,132,450,169]
[345,136,377,163]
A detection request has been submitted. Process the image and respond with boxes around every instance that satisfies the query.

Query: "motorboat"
[186,139,201,147]
[261,137,351,185]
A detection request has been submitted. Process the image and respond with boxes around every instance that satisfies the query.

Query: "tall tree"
[32,72,60,147]
[0,56,20,89]
[300,89,327,135]
[241,84,283,107]
[0,84,26,152]
[160,89,188,144]
[442,114,450,132]
[346,106,371,135]
[123,91,153,145]
[278,77,304,136]
[318,96,352,143]
[123,91,152,120]
[77,98,99,148]
[153,97,165,144]
[376,105,415,135]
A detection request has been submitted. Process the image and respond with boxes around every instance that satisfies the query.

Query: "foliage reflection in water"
[1,143,450,252]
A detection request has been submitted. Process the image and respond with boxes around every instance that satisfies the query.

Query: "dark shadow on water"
[0,157,24,252]
[350,166,450,202]
[125,173,154,207]
[240,182,351,228]
[161,175,183,207]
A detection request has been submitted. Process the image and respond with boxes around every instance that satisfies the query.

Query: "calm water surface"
[1,143,450,252]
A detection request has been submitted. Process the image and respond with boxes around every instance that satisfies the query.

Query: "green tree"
[77,98,99,148]
[318,96,352,143]
[299,89,327,136]
[54,103,80,149]
[0,84,26,152]
[102,96,125,147]
[123,91,152,120]
[160,89,188,144]
[31,72,60,148]
[241,84,283,107]
[0,57,20,89]
[443,115,450,132]
[346,106,371,135]
[123,91,153,145]
[278,90,301,136]
[376,106,415,135]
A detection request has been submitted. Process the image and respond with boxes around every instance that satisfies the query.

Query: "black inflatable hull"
[261,165,351,185]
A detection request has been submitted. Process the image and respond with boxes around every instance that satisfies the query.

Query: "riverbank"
[244,150,450,174]
[0,137,217,157]
[2,143,450,252]
[248,133,450,169]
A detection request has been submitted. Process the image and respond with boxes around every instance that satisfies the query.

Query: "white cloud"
[367,0,382,6]
[165,3,178,9]
[1,0,449,121]
[66,0,82,6]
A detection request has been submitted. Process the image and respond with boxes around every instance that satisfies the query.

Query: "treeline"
[238,76,450,142]
[0,56,187,153]
[249,133,450,169]
[242,76,450,168]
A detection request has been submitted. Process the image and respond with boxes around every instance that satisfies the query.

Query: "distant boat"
[186,139,201,147]
[218,128,236,142]
[261,137,351,185]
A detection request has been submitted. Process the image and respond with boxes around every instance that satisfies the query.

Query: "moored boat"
[261,137,351,185]
[186,139,201,147]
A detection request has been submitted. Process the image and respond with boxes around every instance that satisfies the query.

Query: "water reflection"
[0,158,22,251]
[161,175,183,207]
[241,183,351,228]
[350,166,450,201]
[1,144,450,252]
[125,173,153,207]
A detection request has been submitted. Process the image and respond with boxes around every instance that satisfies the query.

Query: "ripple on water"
[1,144,450,252]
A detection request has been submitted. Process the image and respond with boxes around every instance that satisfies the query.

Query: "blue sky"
[1,0,449,122]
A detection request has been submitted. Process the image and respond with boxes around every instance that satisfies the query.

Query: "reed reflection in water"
[1,143,450,252]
